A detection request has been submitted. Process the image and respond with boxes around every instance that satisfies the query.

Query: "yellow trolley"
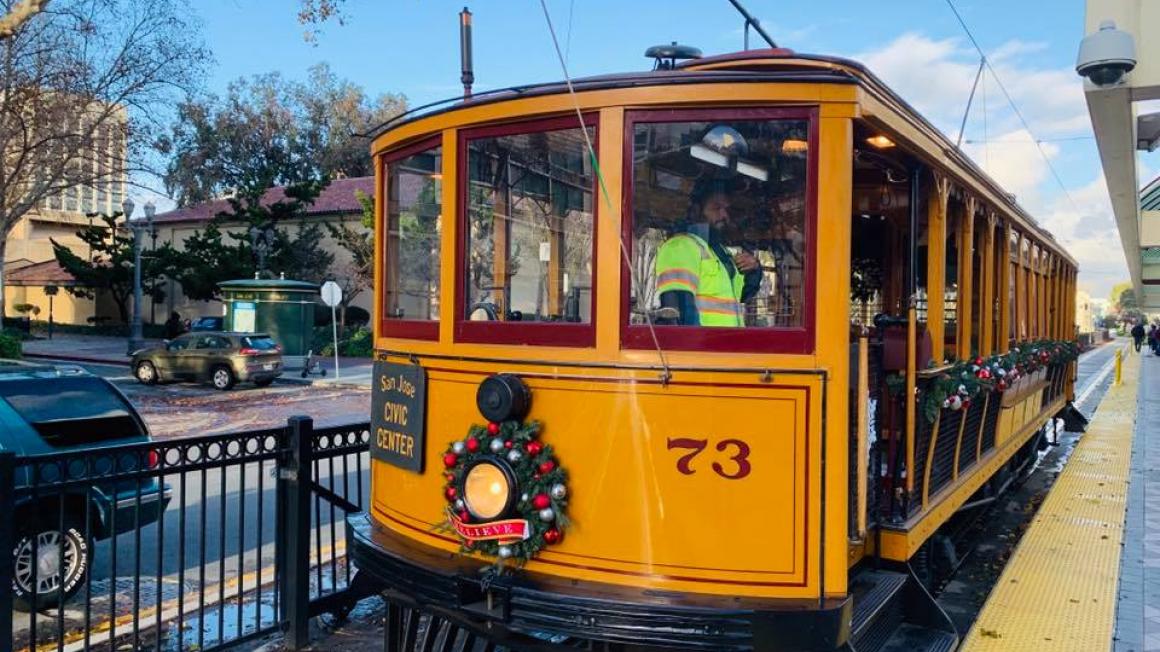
[348,43,1080,652]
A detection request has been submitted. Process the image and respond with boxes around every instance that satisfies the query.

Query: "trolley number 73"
[667,437,752,479]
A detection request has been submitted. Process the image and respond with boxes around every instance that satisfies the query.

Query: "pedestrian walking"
[164,311,186,339]
[1131,321,1145,352]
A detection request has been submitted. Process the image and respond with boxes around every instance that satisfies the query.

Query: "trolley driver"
[654,180,762,326]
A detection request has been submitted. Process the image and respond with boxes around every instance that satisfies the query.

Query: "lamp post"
[144,201,156,326]
[124,197,142,355]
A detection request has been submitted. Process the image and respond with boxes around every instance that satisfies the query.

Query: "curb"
[23,352,131,367]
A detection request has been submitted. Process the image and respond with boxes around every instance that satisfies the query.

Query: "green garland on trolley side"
[885,338,1081,423]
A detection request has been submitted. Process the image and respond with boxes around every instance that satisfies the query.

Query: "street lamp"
[144,201,157,326]
[124,197,143,355]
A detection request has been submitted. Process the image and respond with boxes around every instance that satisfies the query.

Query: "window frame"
[619,107,819,354]
[454,113,600,347]
[378,135,444,341]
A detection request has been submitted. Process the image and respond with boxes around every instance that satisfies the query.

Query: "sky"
[164,0,1160,300]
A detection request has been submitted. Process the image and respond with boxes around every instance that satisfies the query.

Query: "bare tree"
[0,0,49,39]
[2,1,346,41]
[0,0,207,316]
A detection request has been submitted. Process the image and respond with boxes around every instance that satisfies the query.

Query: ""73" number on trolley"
[666,438,752,479]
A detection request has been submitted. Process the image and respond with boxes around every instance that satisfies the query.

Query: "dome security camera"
[1076,20,1136,87]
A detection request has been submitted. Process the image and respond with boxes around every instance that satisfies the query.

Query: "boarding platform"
[962,343,1146,651]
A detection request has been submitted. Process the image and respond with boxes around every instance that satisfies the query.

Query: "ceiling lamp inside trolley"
[689,124,769,181]
[865,134,896,149]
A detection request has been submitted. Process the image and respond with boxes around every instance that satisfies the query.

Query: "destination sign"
[371,361,427,473]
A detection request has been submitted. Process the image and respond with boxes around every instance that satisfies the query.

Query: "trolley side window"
[624,109,815,353]
[456,115,598,346]
[382,139,443,339]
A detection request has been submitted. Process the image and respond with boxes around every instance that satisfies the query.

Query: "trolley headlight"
[463,460,515,520]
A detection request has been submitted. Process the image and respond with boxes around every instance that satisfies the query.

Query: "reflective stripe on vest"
[655,233,744,327]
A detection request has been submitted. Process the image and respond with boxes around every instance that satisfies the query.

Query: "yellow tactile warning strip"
[963,347,1137,651]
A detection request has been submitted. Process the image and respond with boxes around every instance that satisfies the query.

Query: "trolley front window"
[456,115,598,346]
[381,138,443,340]
[623,108,816,353]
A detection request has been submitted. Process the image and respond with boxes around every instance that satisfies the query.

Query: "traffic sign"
[321,281,342,307]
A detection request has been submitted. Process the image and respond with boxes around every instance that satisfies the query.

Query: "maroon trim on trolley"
[377,364,814,586]
[378,135,445,341]
[619,107,819,354]
[454,113,600,347]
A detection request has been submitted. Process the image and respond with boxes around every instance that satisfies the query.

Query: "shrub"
[0,332,22,359]
[341,327,373,357]
[344,306,370,326]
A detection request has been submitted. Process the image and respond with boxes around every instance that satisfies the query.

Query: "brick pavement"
[1116,350,1160,652]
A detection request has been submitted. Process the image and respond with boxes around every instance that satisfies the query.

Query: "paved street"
[28,357,371,439]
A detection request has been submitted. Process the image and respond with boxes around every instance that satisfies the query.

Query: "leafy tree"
[1109,281,1132,312]
[51,213,167,323]
[159,64,406,206]
[1118,287,1138,313]
[0,0,207,317]
[323,190,373,328]
[158,180,336,301]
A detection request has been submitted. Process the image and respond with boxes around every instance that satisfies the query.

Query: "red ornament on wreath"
[465,438,480,453]
[487,422,500,435]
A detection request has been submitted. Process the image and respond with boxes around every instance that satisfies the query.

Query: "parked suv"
[0,361,169,610]
[131,332,283,390]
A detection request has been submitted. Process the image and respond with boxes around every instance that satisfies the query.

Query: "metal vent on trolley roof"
[645,42,702,70]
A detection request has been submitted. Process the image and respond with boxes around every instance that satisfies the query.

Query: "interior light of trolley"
[865,135,895,149]
[689,143,769,181]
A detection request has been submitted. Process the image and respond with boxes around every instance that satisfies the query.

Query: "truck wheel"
[211,365,236,391]
[12,517,90,612]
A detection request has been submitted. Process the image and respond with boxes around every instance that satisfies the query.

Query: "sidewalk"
[1115,347,1160,652]
[963,342,1137,651]
[19,333,373,388]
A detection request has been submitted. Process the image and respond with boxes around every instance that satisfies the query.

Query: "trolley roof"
[369,48,1075,267]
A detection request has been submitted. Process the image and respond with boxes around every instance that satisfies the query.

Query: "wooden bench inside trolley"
[350,46,1080,652]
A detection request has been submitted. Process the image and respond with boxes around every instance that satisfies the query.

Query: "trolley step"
[847,568,958,652]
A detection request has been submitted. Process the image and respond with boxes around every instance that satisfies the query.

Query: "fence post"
[0,451,15,646]
[278,416,314,649]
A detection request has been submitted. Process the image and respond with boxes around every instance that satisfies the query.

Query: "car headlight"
[463,460,514,520]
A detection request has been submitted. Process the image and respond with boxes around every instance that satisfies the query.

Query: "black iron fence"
[0,417,373,652]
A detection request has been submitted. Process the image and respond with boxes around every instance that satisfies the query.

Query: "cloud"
[854,33,1125,297]
[853,33,1088,140]
[962,128,1059,208]
[1039,173,1127,297]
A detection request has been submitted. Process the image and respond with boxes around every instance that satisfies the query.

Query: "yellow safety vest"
[655,233,744,327]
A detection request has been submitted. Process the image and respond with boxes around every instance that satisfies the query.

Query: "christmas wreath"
[440,419,569,566]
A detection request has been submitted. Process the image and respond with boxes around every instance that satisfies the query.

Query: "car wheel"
[254,378,274,388]
[12,517,90,612]
[211,365,236,391]
[135,360,158,385]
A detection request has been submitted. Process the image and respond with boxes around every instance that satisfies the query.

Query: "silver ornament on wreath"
[489,438,505,453]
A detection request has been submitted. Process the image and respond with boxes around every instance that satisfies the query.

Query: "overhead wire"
[944,0,1083,214]
[535,0,672,381]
